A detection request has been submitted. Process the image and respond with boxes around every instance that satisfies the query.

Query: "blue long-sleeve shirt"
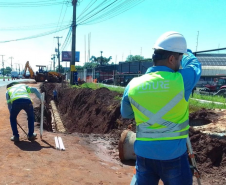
[6,86,41,111]
[121,49,202,160]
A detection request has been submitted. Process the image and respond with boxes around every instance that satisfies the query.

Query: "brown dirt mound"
[189,128,226,184]
[40,82,134,135]
[189,108,219,126]
[57,86,133,134]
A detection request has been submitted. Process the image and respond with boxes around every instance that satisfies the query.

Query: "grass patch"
[72,83,125,94]
[193,93,226,103]
[71,83,226,112]
[189,98,226,113]
[114,95,122,101]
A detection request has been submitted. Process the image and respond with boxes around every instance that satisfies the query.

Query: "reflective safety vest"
[7,84,31,103]
[128,71,189,141]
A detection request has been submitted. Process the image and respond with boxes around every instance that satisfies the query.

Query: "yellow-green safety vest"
[128,71,189,141]
[7,84,31,103]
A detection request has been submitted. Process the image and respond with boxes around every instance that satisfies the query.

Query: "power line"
[61,27,72,51]
[77,0,118,25]
[0,1,69,7]
[76,0,144,25]
[0,23,71,31]
[81,0,144,25]
[76,0,109,23]
[0,25,70,43]
[77,0,97,20]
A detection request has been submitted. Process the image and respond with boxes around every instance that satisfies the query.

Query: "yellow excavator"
[23,61,65,83]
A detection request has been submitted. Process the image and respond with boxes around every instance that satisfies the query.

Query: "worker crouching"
[6,82,42,142]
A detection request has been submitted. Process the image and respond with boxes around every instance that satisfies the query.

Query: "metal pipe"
[40,92,45,140]
[194,47,226,54]
[17,121,27,136]
[186,137,202,185]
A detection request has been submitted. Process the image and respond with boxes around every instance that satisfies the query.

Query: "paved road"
[0,79,35,87]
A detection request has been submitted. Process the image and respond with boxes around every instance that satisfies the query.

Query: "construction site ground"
[1,81,226,184]
[0,82,134,185]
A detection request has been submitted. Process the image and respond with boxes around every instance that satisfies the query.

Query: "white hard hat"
[153,31,187,54]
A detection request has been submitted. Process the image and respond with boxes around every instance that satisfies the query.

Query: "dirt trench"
[40,82,226,184]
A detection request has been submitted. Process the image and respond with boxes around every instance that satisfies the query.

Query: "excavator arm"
[23,61,35,79]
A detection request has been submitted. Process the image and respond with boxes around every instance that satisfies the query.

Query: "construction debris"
[55,136,65,151]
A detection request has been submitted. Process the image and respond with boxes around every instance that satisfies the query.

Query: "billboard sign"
[62,51,80,62]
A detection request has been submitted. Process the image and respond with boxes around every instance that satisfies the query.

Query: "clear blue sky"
[0,0,225,72]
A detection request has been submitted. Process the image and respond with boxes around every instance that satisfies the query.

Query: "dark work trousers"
[10,99,34,137]
[135,152,192,185]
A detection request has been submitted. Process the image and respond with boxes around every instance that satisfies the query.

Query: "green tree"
[1,67,12,75]
[5,67,12,75]
[126,55,144,62]
[75,65,84,70]
[55,65,64,73]
[90,55,112,65]
[83,62,98,69]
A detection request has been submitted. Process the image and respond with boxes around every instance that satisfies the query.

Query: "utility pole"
[196,31,199,52]
[54,36,62,72]
[70,0,78,85]
[100,51,103,66]
[0,55,5,76]
[9,57,13,70]
[15,63,19,74]
[51,54,56,71]
[49,61,52,71]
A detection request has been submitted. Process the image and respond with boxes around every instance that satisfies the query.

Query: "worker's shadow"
[121,159,136,166]
[14,139,55,151]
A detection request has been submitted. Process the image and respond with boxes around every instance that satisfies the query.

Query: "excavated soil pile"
[40,82,134,136]
[33,82,59,131]
[189,108,219,126]
[34,106,52,131]
[189,128,226,184]
[57,86,134,134]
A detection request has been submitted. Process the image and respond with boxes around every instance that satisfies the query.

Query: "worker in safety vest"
[121,31,201,185]
[6,82,42,142]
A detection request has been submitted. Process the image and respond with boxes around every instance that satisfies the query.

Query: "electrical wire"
[76,0,144,26]
[61,27,72,51]
[0,25,70,43]
[0,23,71,31]
[0,1,69,7]
[58,1,70,32]
[77,0,118,24]
[77,0,97,20]
[76,0,109,23]
[79,0,144,25]
[0,0,144,43]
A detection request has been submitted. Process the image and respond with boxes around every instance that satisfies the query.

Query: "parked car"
[11,71,19,79]
[199,87,210,92]
[101,78,114,85]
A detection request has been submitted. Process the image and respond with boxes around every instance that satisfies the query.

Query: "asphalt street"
[0,79,35,87]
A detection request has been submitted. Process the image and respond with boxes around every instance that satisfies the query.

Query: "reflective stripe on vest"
[128,71,189,140]
[8,84,31,103]
[128,90,188,138]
